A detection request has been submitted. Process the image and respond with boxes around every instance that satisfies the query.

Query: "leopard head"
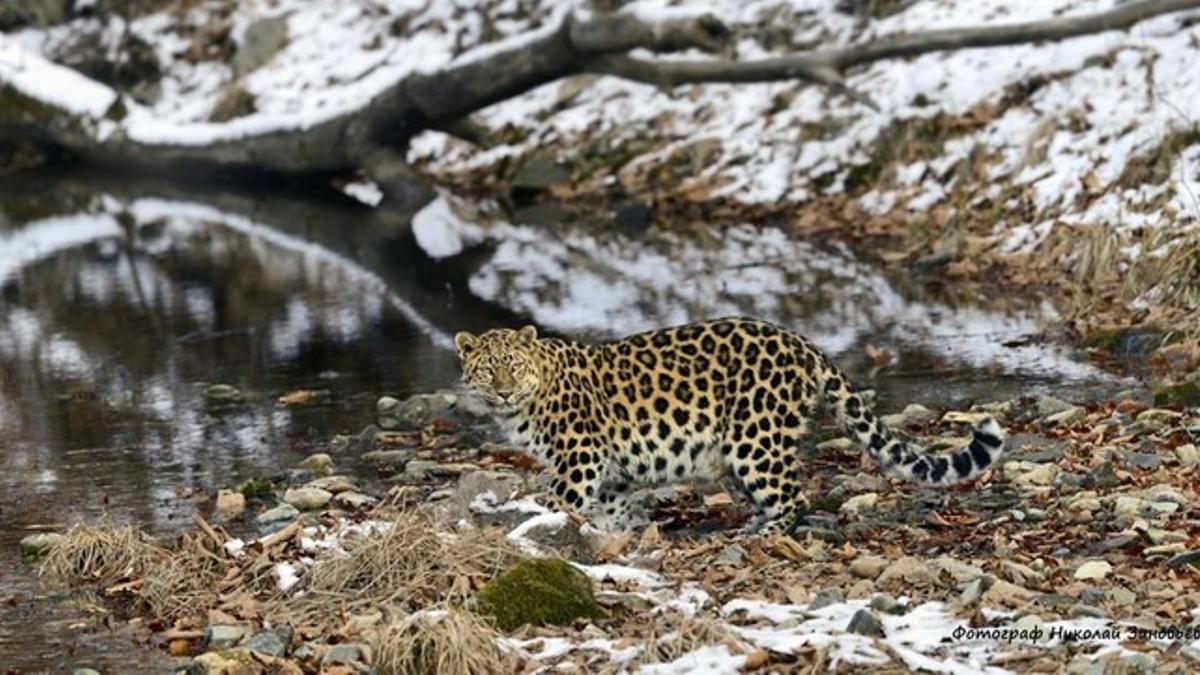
[454,325,542,410]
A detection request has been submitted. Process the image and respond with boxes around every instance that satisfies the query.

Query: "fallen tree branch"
[588,0,1200,96]
[2,0,1198,201]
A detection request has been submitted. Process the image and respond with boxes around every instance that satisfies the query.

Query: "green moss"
[1081,327,1170,356]
[1153,381,1200,407]
[809,494,845,514]
[237,477,275,500]
[474,558,602,631]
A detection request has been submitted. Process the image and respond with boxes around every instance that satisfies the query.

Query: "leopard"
[454,317,1006,534]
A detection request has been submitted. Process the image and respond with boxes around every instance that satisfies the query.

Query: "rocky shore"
[18,387,1200,673]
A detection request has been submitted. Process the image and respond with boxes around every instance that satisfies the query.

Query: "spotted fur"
[455,317,1005,533]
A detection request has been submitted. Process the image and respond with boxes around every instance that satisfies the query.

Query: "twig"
[192,513,227,551]
[258,520,303,550]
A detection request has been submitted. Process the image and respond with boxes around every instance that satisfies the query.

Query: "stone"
[846,608,885,637]
[1136,407,1182,425]
[595,590,654,612]
[234,16,288,77]
[1073,560,1113,581]
[1107,587,1136,606]
[1036,396,1076,417]
[1122,451,1163,470]
[1112,496,1145,519]
[283,487,332,511]
[981,578,1037,608]
[930,556,985,583]
[1143,484,1182,503]
[881,403,936,428]
[1043,406,1085,427]
[395,392,457,429]
[1014,463,1058,487]
[475,559,602,631]
[305,475,356,493]
[203,384,242,404]
[1175,443,1199,467]
[1080,586,1106,604]
[941,411,992,425]
[511,152,571,190]
[71,670,101,675]
[244,629,289,657]
[256,503,300,528]
[321,643,366,668]
[297,453,334,477]
[816,437,854,452]
[850,555,888,579]
[19,532,63,558]
[808,587,844,610]
[877,557,935,589]
[376,395,400,416]
[869,594,907,615]
[187,651,248,675]
[214,490,245,521]
[839,492,879,515]
[362,449,413,468]
[203,624,246,650]
[455,470,524,512]
[333,491,377,509]
[1069,603,1106,619]
[1000,560,1044,585]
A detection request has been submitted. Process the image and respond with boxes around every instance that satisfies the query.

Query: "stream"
[0,171,1129,672]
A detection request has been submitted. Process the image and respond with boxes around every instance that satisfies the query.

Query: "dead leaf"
[278,389,316,406]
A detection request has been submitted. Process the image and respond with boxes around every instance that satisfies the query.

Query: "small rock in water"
[376,395,400,416]
[1073,560,1113,581]
[203,384,242,407]
[71,669,101,675]
[213,489,245,521]
[256,503,300,528]
[19,532,63,558]
[846,608,885,637]
[283,487,332,511]
[297,453,334,477]
[808,587,844,610]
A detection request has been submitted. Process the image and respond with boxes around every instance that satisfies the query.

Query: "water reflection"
[0,176,1122,671]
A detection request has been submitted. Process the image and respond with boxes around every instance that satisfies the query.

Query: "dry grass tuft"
[298,508,524,612]
[39,520,162,586]
[374,607,514,675]
[631,612,745,666]
[139,533,227,620]
[1158,229,1200,308]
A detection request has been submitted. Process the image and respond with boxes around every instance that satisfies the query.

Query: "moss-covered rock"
[474,558,602,631]
[236,477,275,500]
[1082,327,1180,356]
[1153,380,1200,407]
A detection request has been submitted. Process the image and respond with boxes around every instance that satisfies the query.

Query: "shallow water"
[0,172,1126,671]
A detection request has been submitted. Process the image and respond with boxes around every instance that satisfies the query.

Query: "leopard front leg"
[541,444,643,532]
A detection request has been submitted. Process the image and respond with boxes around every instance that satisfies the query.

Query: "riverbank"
[16,388,1200,673]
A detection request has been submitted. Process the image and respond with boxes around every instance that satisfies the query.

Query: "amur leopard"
[454,317,1005,533]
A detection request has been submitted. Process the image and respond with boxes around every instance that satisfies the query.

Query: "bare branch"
[587,0,1200,97]
[568,11,730,54]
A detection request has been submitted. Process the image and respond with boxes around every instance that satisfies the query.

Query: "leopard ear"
[517,325,538,343]
[454,331,477,354]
